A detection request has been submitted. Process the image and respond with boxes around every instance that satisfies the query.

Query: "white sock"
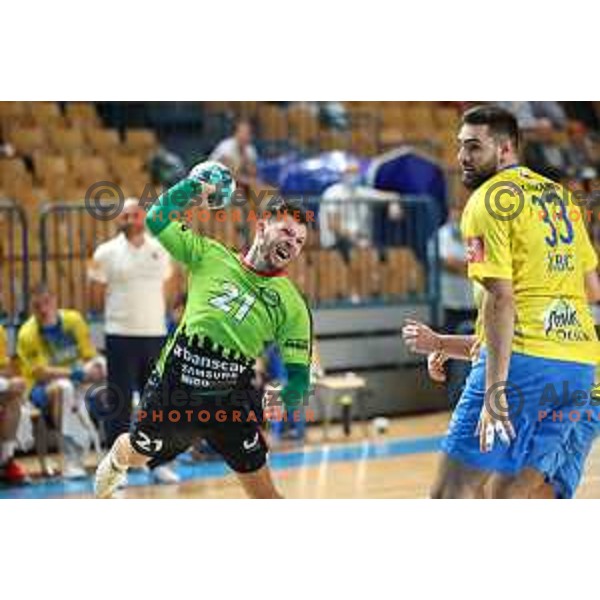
[110,446,127,473]
[0,441,16,465]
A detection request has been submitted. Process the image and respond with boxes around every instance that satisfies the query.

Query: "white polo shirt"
[436,222,476,311]
[88,233,171,337]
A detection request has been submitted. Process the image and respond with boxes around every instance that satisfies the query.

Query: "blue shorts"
[442,350,596,497]
[30,385,50,410]
[553,412,600,498]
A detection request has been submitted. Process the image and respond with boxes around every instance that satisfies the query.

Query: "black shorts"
[129,335,267,474]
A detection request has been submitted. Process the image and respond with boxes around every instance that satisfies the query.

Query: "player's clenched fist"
[402,319,442,355]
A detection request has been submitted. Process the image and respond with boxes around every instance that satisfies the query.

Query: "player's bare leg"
[0,391,22,443]
[237,465,283,499]
[94,433,149,498]
[431,455,491,499]
[490,468,553,499]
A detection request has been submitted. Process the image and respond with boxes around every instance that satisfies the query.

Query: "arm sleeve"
[464,203,513,283]
[16,331,46,380]
[280,364,310,410]
[276,295,312,410]
[146,178,207,266]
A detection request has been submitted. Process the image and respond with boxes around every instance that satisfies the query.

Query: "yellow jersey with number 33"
[461,165,598,365]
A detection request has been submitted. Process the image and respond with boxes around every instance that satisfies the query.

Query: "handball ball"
[371,417,390,436]
[188,161,236,209]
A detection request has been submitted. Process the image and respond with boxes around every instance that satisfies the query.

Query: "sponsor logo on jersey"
[242,433,260,452]
[283,339,309,351]
[466,237,485,263]
[543,299,591,342]
[259,287,281,307]
[546,251,574,273]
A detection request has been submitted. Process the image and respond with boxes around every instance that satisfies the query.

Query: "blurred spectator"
[523,127,571,181]
[319,102,349,131]
[432,203,476,406]
[562,102,600,132]
[88,198,179,485]
[148,146,186,189]
[529,101,568,130]
[564,121,599,179]
[210,119,259,192]
[16,285,103,479]
[497,101,568,131]
[0,137,16,159]
[0,323,28,484]
[320,164,400,263]
[495,101,538,130]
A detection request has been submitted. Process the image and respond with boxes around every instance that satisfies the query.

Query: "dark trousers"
[443,308,477,408]
[103,335,165,446]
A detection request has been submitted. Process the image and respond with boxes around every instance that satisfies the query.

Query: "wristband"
[70,366,86,384]
[0,377,9,393]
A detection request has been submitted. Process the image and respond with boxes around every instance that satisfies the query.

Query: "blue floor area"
[0,435,443,499]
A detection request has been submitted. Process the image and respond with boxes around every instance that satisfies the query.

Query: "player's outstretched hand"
[262,384,284,422]
[475,392,516,453]
[427,352,447,383]
[402,319,441,355]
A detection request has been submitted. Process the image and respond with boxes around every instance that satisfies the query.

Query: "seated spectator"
[210,119,259,195]
[564,121,599,180]
[17,284,104,479]
[561,102,600,132]
[496,101,553,132]
[529,101,568,130]
[0,323,28,484]
[523,126,571,182]
[320,164,400,263]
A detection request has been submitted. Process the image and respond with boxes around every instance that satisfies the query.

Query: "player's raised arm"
[145,161,236,264]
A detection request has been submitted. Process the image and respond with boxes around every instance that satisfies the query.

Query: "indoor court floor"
[2,411,600,499]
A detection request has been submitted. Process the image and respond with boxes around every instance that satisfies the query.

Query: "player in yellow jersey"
[17,285,105,478]
[428,105,599,499]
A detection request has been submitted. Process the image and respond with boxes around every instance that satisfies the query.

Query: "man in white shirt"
[433,203,477,405]
[210,119,259,191]
[88,199,179,484]
[320,164,400,261]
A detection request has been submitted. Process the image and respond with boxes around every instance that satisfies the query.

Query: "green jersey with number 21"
[156,221,312,370]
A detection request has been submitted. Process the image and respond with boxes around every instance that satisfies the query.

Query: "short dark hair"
[461,104,520,149]
[263,196,311,225]
[30,282,53,298]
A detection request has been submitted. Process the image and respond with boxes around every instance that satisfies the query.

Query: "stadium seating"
[2,100,599,322]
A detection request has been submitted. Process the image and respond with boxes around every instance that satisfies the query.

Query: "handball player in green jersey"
[95,162,313,498]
